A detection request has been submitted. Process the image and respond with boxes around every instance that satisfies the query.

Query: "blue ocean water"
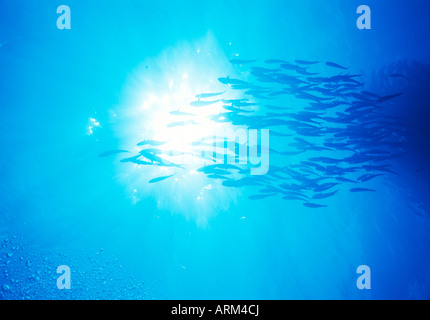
[1,0,430,300]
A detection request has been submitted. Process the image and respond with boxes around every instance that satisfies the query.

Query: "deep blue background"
[1,0,430,299]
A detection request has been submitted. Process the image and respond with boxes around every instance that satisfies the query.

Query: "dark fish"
[230,101,257,107]
[295,59,320,65]
[218,77,248,85]
[336,177,358,183]
[250,66,280,74]
[282,195,306,201]
[296,69,320,76]
[197,164,242,173]
[325,61,348,70]
[223,105,254,113]
[195,91,225,99]
[303,203,328,208]
[99,150,130,157]
[362,165,398,175]
[358,174,384,182]
[312,190,338,200]
[139,148,164,155]
[123,158,152,166]
[377,93,403,103]
[280,63,306,72]
[148,174,175,184]
[120,155,141,163]
[314,182,338,192]
[294,137,312,145]
[141,154,164,164]
[248,193,277,200]
[350,188,376,193]
[157,159,185,169]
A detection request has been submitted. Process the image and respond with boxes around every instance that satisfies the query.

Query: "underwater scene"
[1,0,430,300]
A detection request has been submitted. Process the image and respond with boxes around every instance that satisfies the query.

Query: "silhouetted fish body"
[358,174,384,182]
[282,195,306,201]
[195,91,225,99]
[149,174,175,184]
[248,193,277,200]
[362,165,398,175]
[218,77,248,85]
[325,61,348,70]
[295,59,320,65]
[99,150,130,157]
[296,69,320,76]
[312,190,338,200]
[280,62,305,72]
[120,155,141,163]
[303,203,327,208]
[336,177,358,184]
[350,188,376,193]
[314,182,338,193]
[377,93,403,103]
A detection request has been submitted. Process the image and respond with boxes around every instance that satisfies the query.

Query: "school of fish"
[100,58,406,208]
